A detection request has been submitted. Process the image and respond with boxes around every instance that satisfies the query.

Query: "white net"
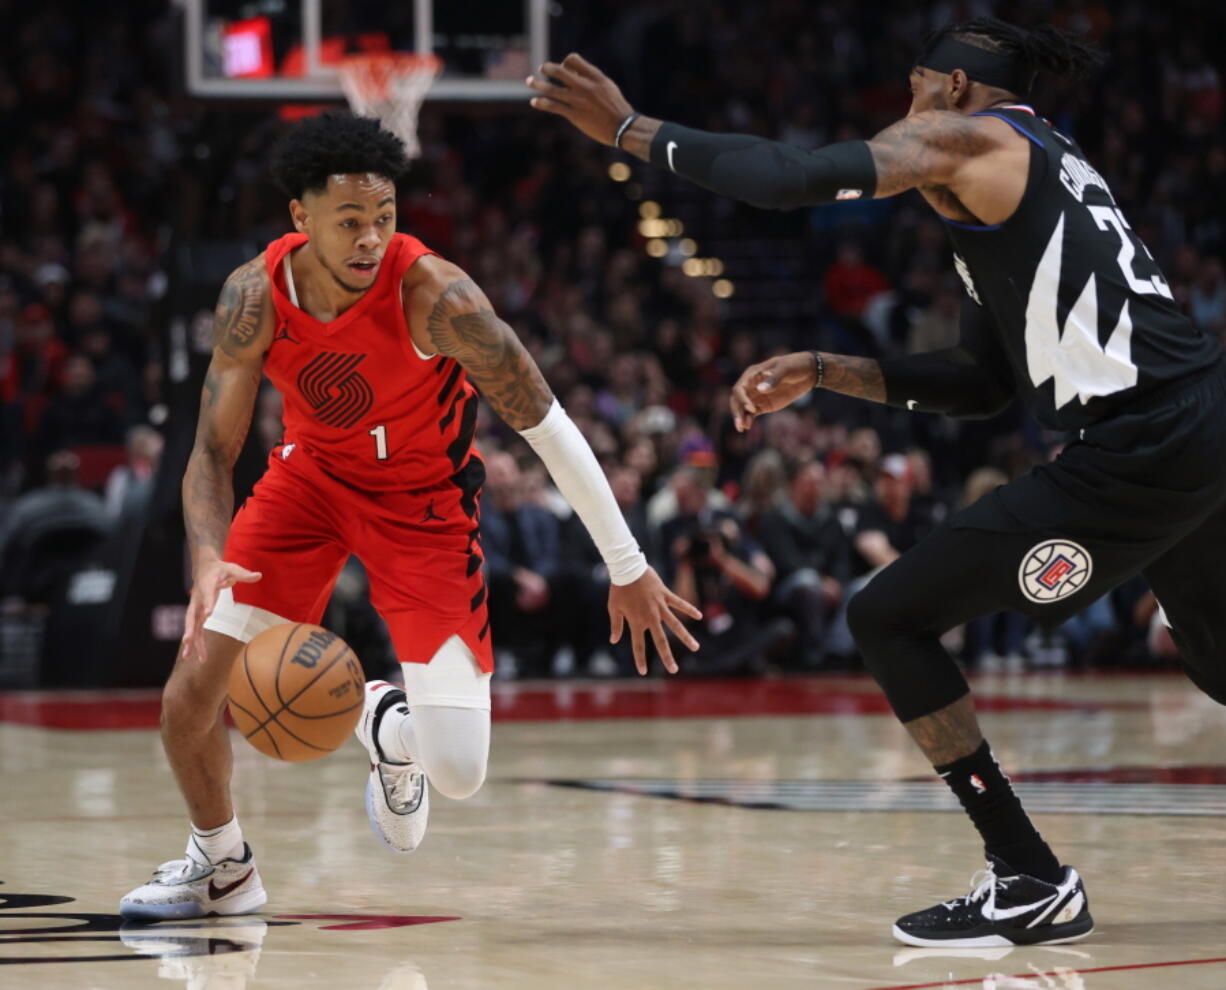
[337,54,442,159]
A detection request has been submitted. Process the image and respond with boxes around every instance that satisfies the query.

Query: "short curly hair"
[269,112,409,199]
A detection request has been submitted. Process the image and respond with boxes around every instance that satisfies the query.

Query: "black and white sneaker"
[893,856,1094,947]
[355,681,429,853]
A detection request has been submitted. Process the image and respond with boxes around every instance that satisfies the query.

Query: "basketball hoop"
[338,53,442,159]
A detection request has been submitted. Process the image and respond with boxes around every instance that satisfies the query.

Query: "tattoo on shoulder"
[869,112,995,197]
[213,260,270,356]
[424,278,553,430]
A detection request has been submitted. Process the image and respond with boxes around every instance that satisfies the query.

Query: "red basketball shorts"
[221,443,492,672]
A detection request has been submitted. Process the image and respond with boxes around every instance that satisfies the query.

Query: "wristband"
[614,112,641,150]
[811,350,825,390]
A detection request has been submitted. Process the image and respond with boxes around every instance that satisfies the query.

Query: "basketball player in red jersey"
[119,113,700,921]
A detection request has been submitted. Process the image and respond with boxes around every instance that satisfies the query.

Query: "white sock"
[376,699,417,765]
[188,814,245,865]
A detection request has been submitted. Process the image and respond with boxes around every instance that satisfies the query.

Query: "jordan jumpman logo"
[421,499,446,523]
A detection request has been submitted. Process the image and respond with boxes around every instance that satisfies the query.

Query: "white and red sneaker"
[356,681,429,853]
[119,843,266,922]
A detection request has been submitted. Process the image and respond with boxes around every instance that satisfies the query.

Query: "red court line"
[0,678,1146,729]
[865,954,1226,990]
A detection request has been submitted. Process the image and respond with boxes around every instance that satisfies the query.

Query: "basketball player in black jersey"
[529,18,1226,947]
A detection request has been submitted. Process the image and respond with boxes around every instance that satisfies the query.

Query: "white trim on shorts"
[202,587,292,644]
[402,635,491,711]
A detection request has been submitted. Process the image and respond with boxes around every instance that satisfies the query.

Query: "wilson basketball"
[227,623,365,762]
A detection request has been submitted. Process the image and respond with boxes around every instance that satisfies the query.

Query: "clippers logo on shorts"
[297,352,374,429]
[1018,539,1092,604]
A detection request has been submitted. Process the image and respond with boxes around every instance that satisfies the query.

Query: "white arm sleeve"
[517,400,648,586]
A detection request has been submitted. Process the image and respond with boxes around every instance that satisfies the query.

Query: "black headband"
[916,36,1036,96]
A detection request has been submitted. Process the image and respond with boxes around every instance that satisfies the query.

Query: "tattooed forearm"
[619,115,665,163]
[183,452,235,564]
[819,352,887,403]
[425,279,554,430]
[903,695,983,766]
[182,365,258,566]
[213,260,270,357]
[867,111,994,198]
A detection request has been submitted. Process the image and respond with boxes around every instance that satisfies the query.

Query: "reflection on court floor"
[2,671,1225,989]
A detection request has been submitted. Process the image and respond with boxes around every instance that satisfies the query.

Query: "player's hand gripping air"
[525,54,633,146]
[730,353,821,433]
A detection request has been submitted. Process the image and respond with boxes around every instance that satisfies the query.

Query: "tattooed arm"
[179,257,271,661]
[406,257,552,429]
[405,256,702,674]
[731,300,1013,432]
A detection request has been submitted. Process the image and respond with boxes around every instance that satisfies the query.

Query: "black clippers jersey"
[942,106,1220,431]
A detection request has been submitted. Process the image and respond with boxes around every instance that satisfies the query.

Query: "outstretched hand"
[608,566,702,675]
[181,559,262,663]
[730,352,818,432]
[526,53,634,146]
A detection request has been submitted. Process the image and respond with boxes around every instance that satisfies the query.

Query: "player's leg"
[351,457,492,852]
[1143,499,1226,705]
[120,595,291,921]
[356,635,491,852]
[122,452,349,920]
[847,523,1108,946]
[160,624,245,838]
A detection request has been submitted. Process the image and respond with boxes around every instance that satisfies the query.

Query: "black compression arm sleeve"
[878,298,1016,419]
[649,123,877,209]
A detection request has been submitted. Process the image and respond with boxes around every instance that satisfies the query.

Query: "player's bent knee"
[422,751,488,800]
[846,579,896,655]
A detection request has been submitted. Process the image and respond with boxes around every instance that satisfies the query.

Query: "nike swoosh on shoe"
[209,869,254,900]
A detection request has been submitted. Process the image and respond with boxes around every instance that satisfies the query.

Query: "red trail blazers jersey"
[262,232,479,492]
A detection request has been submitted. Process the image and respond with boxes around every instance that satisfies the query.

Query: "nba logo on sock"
[1019,539,1092,604]
[969,774,987,794]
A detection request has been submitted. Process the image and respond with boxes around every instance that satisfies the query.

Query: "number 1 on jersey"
[369,424,388,461]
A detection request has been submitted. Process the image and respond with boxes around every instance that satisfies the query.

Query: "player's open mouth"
[348,260,379,276]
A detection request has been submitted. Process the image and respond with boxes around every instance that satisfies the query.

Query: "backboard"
[179,0,547,101]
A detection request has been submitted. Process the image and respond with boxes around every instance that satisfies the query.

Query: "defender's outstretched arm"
[527,54,994,207]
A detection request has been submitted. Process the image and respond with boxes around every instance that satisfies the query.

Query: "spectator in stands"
[32,353,125,476]
[658,464,781,674]
[852,453,934,575]
[0,449,109,602]
[824,241,891,320]
[103,424,163,519]
[758,460,851,668]
[480,450,563,679]
[737,448,788,536]
[79,324,142,422]
[9,303,66,398]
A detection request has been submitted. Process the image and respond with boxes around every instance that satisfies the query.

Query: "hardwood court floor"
[2,671,1226,989]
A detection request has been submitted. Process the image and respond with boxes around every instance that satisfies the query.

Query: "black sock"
[935,740,1063,884]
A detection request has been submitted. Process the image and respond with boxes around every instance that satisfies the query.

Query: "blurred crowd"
[2,0,1220,680]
